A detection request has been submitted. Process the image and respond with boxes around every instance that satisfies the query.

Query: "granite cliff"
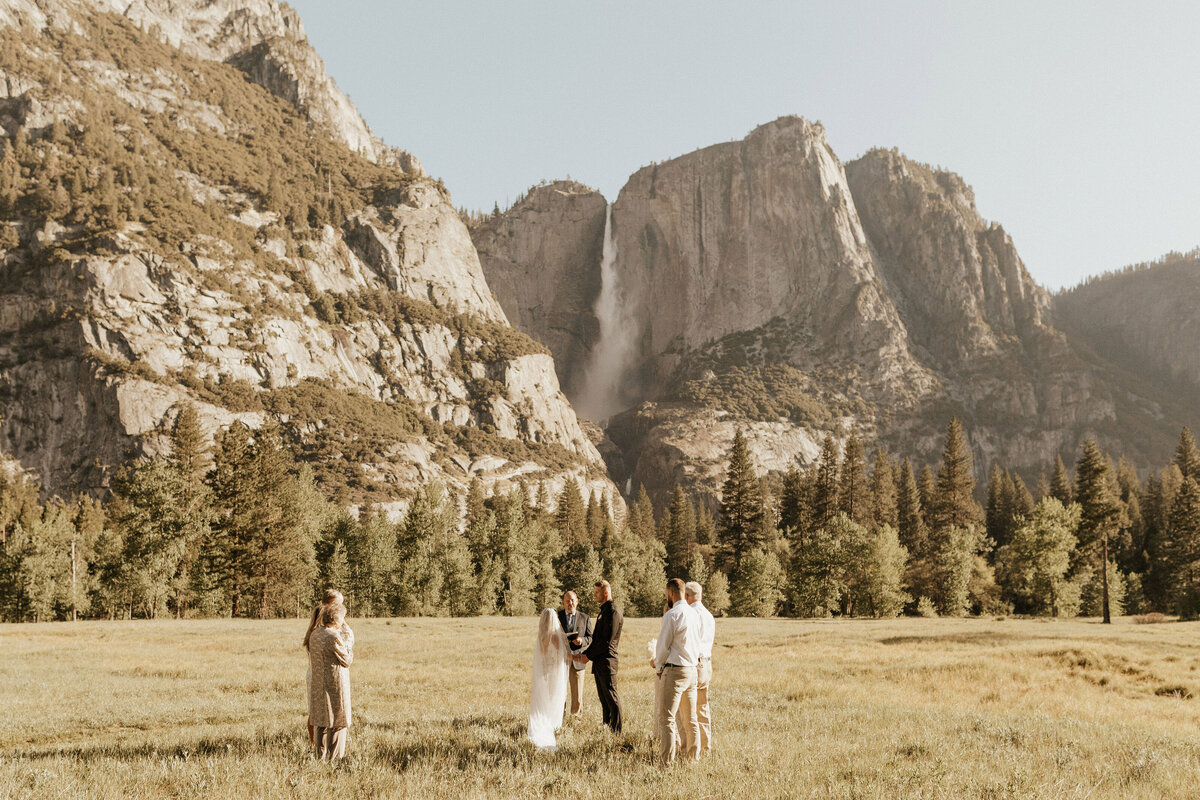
[471,181,606,397]
[608,119,928,407]
[479,117,1197,504]
[2,2,1190,513]
[845,149,1051,363]
[0,0,614,509]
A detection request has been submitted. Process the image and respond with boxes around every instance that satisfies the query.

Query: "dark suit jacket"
[582,600,622,674]
[558,608,593,672]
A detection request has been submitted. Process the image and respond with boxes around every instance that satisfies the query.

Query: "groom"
[573,579,623,732]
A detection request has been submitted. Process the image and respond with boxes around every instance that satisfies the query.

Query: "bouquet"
[646,638,657,668]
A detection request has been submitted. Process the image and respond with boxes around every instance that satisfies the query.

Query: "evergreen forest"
[4,408,1198,624]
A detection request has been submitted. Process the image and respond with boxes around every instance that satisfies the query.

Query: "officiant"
[557,590,593,718]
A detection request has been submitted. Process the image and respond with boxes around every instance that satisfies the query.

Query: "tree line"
[714,419,1200,621]
[0,404,677,621]
[3,408,1200,622]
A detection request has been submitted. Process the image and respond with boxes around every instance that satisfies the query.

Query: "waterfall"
[576,204,639,423]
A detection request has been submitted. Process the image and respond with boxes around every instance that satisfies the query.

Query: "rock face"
[845,149,1051,364]
[0,0,615,507]
[0,0,420,171]
[1054,252,1200,392]
[345,182,506,320]
[2,235,603,495]
[611,118,920,393]
[472,181,606,396]
[485,117,1196,505]
[606,402,827,502]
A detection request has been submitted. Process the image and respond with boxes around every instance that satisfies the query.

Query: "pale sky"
[288,1,1199,290]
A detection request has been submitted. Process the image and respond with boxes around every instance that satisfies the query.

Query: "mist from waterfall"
[576,204,639,424]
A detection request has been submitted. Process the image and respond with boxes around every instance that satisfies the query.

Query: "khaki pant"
[654,665,699,765]
[314,726,347,759]
[696,659,712,753]
[568,667,585,716]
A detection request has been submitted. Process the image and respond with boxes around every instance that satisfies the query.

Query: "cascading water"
[576,204,639,424]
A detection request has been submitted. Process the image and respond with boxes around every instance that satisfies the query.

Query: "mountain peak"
[0,1,610,502]
[0,0,420,170]
[479,116,1191,502]
[472,180,608,397]
[846,148,1050,361]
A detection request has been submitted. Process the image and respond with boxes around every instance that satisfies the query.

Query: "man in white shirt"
[685,580,715,754]
[653,577,701,765]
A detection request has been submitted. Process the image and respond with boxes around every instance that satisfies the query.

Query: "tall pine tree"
[169,403,210,480]
[896,458,927,560]
[917,465,937,521]
[1010,473,1035,520]
[1144,465,1183,610]
[166,403,213,617]
[929,418,982,533]
[985,464,1011,550]
[1073,438,1121,623]
[627,486,656,541]
[694,502,716,546]
[1164,477,1200,617]
[1175,428,1200,482]
[779,467,809,543]
[812,434,841,531]
[838,430,870,527]
[870,448,898,531]
[1050,454,1073,505]
[554,480,587,547]
[666,485,697,577]
[718,429,763,576]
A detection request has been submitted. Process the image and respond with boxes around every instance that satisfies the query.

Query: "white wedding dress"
[528,607,570,751]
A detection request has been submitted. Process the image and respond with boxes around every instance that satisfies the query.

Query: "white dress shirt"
[689,600,715,660]
[654,598,701,671]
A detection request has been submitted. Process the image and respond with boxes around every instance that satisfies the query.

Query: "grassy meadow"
[3,615,1200,798]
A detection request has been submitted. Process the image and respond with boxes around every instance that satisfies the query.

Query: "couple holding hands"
[529,577,715,767]
[529,580,623,750]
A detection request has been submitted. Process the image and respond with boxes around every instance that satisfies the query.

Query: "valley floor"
[3,616,1199,799]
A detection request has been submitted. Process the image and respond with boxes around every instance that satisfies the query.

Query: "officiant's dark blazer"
[557,608,593,672]
[582,600,622,675]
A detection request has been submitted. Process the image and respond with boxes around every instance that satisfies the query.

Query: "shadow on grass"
[373,713,646,772]
[370,712,531,771]
[722,631,817,650]
[12,716,647,773]
[880,631,1016,646]
[449,713,528,738]
[374,732,533,771]
[12,729,297,763]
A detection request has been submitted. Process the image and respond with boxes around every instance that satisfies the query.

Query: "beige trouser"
[314,726,347,759]
[696,658,712,753]
[675,659,713,754]
[655,665,699,765]
[568,667,585,716]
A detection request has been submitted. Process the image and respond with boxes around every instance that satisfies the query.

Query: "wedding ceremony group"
[304,578,716,766]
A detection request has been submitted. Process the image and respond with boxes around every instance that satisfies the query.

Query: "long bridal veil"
[528,607,570,751]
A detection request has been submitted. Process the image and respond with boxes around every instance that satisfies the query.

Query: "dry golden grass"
[3,616,1200,798]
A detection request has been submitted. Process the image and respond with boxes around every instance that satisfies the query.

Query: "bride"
[528,607,571,751]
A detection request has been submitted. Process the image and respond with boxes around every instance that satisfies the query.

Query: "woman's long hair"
[528,608,569,750]
[537,607,561,660]
[303,589,343,650]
